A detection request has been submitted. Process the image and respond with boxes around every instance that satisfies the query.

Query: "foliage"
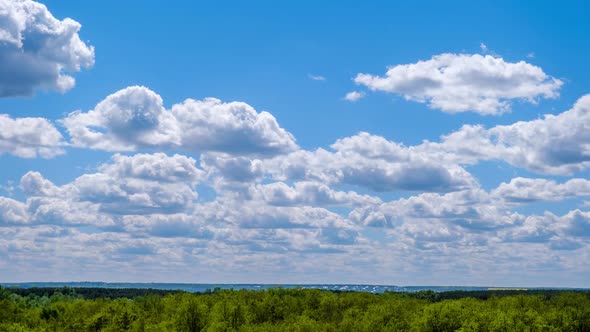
[0,286,588,331]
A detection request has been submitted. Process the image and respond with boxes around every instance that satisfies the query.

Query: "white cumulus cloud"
[62,86,298,156]
[266,132,476,193]
[0,0,94,97]
[20,153,204,219]
[0,114,64,158]
[354,53,562,115]
[492,177,590,204]
[250,181,382,207]
[429,94,590,175]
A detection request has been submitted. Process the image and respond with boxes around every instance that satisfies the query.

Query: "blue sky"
[1,0,589,287]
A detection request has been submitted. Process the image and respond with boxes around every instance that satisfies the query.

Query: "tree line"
[0,286,589,331]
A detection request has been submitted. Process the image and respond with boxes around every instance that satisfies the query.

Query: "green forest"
[1,286,589,332]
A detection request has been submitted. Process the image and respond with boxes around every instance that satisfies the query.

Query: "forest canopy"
[0,286,589,331]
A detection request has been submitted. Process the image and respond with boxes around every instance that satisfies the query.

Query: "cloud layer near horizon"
[1,91,590,284]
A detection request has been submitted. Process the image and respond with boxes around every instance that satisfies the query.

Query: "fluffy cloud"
[354,53,562,115]
[484,95,590,174]
[250,181,382,207]
[9,151,364,255]
[384,94,590,175]
[492,177,590,203]
[0,114,64,158]
[193,198,362,250]
[73,154,201,215]
[500,213,556,244]
[3,162,590,283]
[20,171,68,200]
[266,132,476,193]
[217,227,356,254]
[345,178,590,255]
[61,87,179,151]
[346,186,590,265]
[73,174,197,215]
[562,210,590,238]
[27,196,114,227]
[62,86,298,155]
[195,198,357,231]
[121,214,213,239]
[349,188,518,231]
[196,94,590,190]
[0,196,28,225]
[0,0,94,97]
[400,218,466,246]
[201,153,264,184]
[20,153,203,220]
[199,153,265,197]
[344,91,365,102]
[499,210,590,249]
[429,94,590,175]
[4,82,590,284]
[99,153,204,184]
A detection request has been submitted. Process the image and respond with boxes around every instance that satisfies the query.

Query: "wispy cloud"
[480,42,488,53]
[308,74,326,81]
[344,91,365,102]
